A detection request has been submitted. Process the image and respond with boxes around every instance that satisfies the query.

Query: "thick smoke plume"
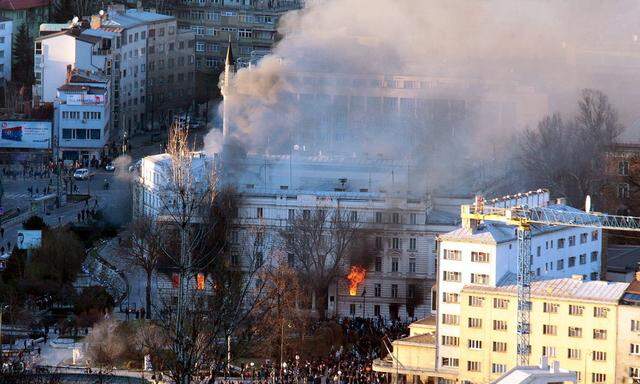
[207,0,640,192]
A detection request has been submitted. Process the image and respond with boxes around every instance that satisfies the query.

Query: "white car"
[73,168,90,180]
[105,163,115,172]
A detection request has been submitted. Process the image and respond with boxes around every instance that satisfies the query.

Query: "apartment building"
[436,191,603,374]
[0,0,50,40]
[151,0,302,71]
[617,277,640,383]
[54,68,110,163]
[458,276,624,384]
[133,150,461,320]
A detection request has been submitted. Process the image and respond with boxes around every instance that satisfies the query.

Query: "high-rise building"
[150,0,302,71]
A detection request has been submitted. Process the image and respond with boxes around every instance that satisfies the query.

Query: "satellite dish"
[72,16,79,25]
[99,10,105,16]
[585,195,591,213]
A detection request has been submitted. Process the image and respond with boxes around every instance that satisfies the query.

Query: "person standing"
[0,227,4,238]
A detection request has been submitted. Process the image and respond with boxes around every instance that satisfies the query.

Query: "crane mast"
[461,198,640,366]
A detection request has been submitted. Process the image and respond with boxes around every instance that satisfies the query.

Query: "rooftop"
[58,84,107,94]
[606,244,640,273]
[0,0,49,11]
[409,316,436,327]
[493,362,576,384]
[464,274,629,304]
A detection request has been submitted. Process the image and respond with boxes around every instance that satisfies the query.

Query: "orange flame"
[347,265,366,296]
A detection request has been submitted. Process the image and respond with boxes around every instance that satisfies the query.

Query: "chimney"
[66,65,73,82]
[539,355,549,370]
[571,274,584,281]
[90,15,101,29]
[551,360,560,373]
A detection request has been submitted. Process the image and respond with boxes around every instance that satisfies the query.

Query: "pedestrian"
[81,210,85,221]
[1,247,5,254]
[58,216,61,225]
[1,226,5,238]
[77,212,81,222]
[7,241,10,250]
[36,187,39,195]
[37,347,41,356]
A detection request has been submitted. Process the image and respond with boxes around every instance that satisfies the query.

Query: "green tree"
[22,215,48,230]
[12,24,34,88]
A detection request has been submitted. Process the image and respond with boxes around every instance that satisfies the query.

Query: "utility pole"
[53,135,61,208]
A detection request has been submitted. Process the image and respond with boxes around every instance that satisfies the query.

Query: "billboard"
[17,230,42,250]
[0,121,51,149]
[66,94,105,105]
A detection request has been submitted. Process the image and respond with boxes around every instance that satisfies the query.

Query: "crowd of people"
[205,317,409,384]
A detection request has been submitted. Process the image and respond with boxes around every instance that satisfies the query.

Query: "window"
[392,212,400,224]
[619,160,630,176]
[542,324,557,335]
[543,302,559,313]
[74,129,87,139]
[349,303,356,316]
[375,237,383,250]
[537,246,541,257]
[569,235,576,246]
[468,339,482,350]
[594,307,608,318]
[557,259,564,270]
[62,129,72,139]
[492,363,507,374]
[630,368,640,379]
[350,210,358,222]
[442,292,459,304]
[493,341,507,353]
[392,237,400,250]
[619,183,630,198]
[443,271,461,282]
[288,209,294,221]
[469,296,484,307]
[493,320,507,331]
[373,305,380,317]
[568,327,582,337]
[254,251,263,268]
[579,254,586,264]
[195,42,205,52]
[410,213,417,224]
[441,357,459,368]
[493,298,509,309]
[592,373,606,383]
[471,251,489,263]
[592,351,607,362]
[374,257,382,272]
[591,251,598,262]
[568,256,576,267]
[302,209,310,220]
[90,130,100,140]
[443,249,461,260]
[470,273,489,285]
[590,272,598,280]
[557,238,565,248]
[468,318,482,328]
[287,253,294,267]
[592,230,599,241]
[467,361,481,372]
[408,258,416,273]
[568,348,581,360]
[391,258,398,272]
[580,233,588,244]
[374,284,381,297]
[542,346,556,357]
[375,212,383,223]
[256,207,263,218]
[441,335,459,346]
[593,329,607,340]
[631,344,640,355]
[442,314,459,325]
[409,238,417,251]
[569,305,584,316]
[632,319,640,332]
[391,284,398,298]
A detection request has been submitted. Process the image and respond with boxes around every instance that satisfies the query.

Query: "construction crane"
[461,195,640,367]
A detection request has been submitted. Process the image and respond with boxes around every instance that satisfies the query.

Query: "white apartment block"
[0,16,11,83]
[133,151,461,321]
[54,69,110,163]
[435,191,603,372]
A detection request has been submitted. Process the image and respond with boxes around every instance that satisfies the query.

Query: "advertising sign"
[66,94,105,105]
[17,230,42,250]
[0,121,51,149]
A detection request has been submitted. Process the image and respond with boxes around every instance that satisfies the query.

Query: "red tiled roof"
[0,0,50,11]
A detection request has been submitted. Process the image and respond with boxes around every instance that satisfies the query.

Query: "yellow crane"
[460,195,640,366]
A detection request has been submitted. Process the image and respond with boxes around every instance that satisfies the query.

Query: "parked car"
[73,168,90,180]
[105,163,115,172]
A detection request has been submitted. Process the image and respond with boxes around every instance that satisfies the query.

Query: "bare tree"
[118,216,163,318]
[519,89,624,206]
[280,208,368,319]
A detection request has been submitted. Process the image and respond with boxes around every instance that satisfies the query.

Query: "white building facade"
[54,69,110,163]
[435,191,603,372]
[0,16,12,83]
[133,151,460,321]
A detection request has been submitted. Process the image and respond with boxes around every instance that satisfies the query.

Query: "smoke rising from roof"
[206,0,640,193]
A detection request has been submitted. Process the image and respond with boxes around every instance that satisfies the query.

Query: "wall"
[616,304,640,383]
